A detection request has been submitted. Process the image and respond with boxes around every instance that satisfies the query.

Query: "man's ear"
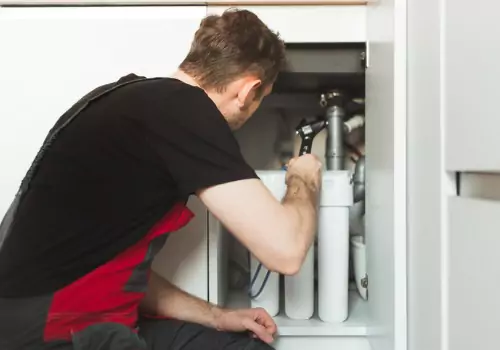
[237,78,262,108]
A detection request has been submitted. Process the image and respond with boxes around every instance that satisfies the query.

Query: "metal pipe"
[353,155,366,203]
[324,93,346,170]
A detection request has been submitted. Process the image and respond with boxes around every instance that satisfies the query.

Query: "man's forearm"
[139,271,223,329]
[282,175,319,262]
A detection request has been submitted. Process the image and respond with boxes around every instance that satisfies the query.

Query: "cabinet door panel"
[152,197,208,300]
[444,0,500,172]
[207,5,366,43]
[0,6,205,215]
[447,197,500,350]
[365,1,407,350]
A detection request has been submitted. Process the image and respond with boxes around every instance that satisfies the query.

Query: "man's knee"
[138,318,275,350]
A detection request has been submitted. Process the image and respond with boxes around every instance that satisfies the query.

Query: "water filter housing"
[284,244,315,320]
[257,170,315,320]
[250,171,286,317]
[255,170,353,322]
[318,170,353,322]
[249,256,280,316]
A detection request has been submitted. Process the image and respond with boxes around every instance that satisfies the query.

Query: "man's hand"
[140,272,277,343]
[285,154,322,192]
[213,307,277,344]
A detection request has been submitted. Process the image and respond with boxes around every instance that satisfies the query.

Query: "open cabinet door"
[365,1,407,350]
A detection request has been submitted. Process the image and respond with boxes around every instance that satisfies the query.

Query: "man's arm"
[197,156,321,276]
[140,271,277,343]
[139,270,222,329]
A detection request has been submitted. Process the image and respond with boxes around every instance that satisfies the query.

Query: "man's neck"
[171,70,201,88]
[171,70,231,124]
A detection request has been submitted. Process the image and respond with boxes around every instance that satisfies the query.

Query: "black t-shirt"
[0,74,257,297]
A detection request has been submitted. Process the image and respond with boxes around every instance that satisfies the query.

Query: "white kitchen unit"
[441,2,500,350]
[203,4,405,350]
[0,3,400,350]
[206,5,366,43]
[5,2,493,350]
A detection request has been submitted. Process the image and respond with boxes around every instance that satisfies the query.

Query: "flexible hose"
[248,260,271,299]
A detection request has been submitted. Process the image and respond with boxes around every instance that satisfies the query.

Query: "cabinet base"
[274,336,369,350]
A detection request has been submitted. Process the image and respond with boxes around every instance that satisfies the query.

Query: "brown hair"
[179,8,287,97]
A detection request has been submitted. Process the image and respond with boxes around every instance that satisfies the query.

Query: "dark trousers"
[0,295,275,350]
[42,318,275,350]
[139,318,275,350]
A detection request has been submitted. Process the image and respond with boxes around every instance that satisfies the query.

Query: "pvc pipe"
[284,245,314,319]
[344,114,365,134]
[317,171,353,323]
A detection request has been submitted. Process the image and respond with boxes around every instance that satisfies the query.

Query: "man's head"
[178,9,287,129]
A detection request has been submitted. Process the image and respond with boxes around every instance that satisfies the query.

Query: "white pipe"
[284,245,315,320]
[317,170,353,323]
[344,114,365,134]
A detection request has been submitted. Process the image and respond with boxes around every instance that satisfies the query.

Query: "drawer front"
[447,197,500,350]
[444,0,500,172]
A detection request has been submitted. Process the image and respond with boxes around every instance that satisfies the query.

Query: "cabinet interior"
[207,43,369,337]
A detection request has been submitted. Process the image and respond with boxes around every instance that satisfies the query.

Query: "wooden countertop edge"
[0,0,368,6]
[210,1,368,4]
[209,1,367,4]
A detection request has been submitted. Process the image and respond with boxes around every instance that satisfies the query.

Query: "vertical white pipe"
[284,245,315,320]
[318,206,350,322]
[317,171,353,323]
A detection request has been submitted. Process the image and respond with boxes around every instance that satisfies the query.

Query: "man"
[0,8,321,350]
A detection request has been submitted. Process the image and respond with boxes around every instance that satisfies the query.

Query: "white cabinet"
[0,5,209,297]
[447,197,500,350]
[365,1,407,350]
[441,2,500,350]
[152,196,209,300]
[204,4,405,350]
[406,1,500,350]
[0,3,411,350]
[207,5,367,43]
[444,0,500,172]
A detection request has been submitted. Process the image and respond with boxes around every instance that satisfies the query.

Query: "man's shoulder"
[118,75,213,110]
[108,74,230,138]
[129,77,226,123]
[116,74,202,96]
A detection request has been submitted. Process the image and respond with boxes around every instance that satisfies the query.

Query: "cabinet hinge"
[360,51,367,70]
[364,40,370,69]
[361,274,368,288]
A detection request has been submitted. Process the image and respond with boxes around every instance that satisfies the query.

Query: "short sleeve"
[138,81,258,197]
